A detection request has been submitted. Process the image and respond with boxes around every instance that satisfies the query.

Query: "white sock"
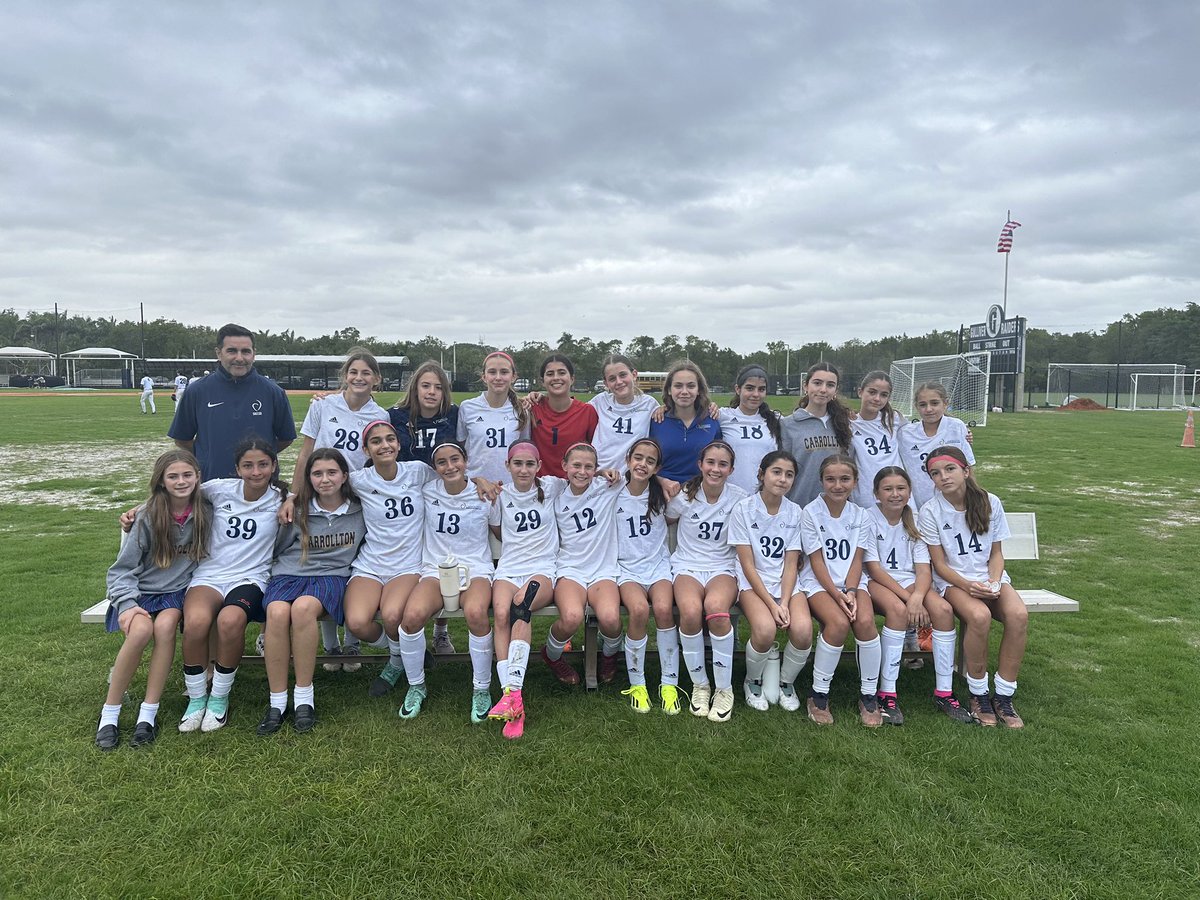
[368,632,390,650]
[856,636,882,695]
[780,640,811,685]
[656,626,680,686]
[624,634,648,687]
[811,635,841,695]
[744,643,770,686]
[993,674,1018,697]
[932,629,956,693]
[544,629,569,661]
[400,627,427,686]
[601,630,622,657]
[710,629,735,690]
[879,626,905,694]
[99,703,121,729]
[386,635,404,667]
[183,669,208,700]
[468,631,494,690]
[293,683,314,710]
[320,619,340,653]
[507,640,531,691]
[269,690,287,713]
[210,667,238,699]
[496,658,508,686]
[679,629,709,687]
[967,672,991,696]
[136,701,159,727]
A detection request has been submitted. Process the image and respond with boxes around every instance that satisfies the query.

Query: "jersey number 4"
[953,533,984,555]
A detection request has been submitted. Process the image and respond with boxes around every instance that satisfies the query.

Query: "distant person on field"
[188,369,203,388]
[174,371,188,404]
[139,374,157,415]
[168,323,296,481]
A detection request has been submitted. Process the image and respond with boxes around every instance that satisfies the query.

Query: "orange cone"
[1183,410,1196,448]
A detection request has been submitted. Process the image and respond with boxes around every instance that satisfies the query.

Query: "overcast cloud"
[1,1,1197,352]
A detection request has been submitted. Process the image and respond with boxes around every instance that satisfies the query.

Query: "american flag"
[997,219,1021,253]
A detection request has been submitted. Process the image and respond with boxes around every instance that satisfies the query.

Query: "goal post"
[1046,363,1185,409]
[1128,371,1187,410]
[889,352,991,427]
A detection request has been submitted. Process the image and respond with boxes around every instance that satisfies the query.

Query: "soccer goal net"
[1129,371,1188,410]
[890,352,991,427]
[1046,363,1185,409]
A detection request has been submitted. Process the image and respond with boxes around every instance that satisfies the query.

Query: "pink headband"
[507,440,540,461]
[362,420,396,441]
[562,441,596,462]
[486,351,515,368]
[925,454,964,471]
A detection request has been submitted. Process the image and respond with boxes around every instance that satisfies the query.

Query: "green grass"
[1,393,1198,898]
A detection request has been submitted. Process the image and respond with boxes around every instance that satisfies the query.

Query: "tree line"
[3,303,1197,392]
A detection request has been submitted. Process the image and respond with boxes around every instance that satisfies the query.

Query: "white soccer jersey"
[918,492,1011,589]
[615,483,671,582]
[192,478,282,588]
[301,393,388,471]
[899,417,976,509]
[718,408,781,495]
[421,479,495,578]
[864,505,930,587]
[589,393,660,470]
[350,462,436,577]
[798,496,872,595]
[850,415,906,508]
[727,492,804,595]
[456,394,530,484]
[490,477,566,580]
[667,483,747,573]
[553,477,624,582]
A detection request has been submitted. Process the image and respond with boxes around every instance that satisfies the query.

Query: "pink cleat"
[488,688,522,721]
[501,693,526,739]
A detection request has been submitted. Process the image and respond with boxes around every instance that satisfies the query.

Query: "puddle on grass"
[0,441,171,510]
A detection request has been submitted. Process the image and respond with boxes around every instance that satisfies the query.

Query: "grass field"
[1,390,1197,898]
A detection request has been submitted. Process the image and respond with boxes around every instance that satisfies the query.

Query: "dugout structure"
[1045,363,1187,410]
[890,352,991,427]
[0,346,57,386]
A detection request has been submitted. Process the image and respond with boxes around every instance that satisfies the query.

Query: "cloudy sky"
[2,1,1197,352]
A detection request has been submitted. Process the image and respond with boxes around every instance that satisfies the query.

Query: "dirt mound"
[1060,397,1109,411]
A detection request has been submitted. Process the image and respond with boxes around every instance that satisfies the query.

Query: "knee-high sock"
[856,636,882,695]
[879,626,905,694]
[656,626,680,686]
[544,629,568,661]
[625,634,648,687]
[780,640,810,685]
[320,619,340,653]
[399,627,427,686]
[210,664,238,699]
[468,631,494,690]
[386,635,404,667]
[710,629,735,690]
[495,658,508,686]
[932,628,956,694]
[810,635,842,694]
[745,643,770,686]
[507,640,530,691]
[601,631,622,656]
[679,629,708,687]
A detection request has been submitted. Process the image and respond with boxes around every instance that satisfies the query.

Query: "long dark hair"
[233,436,289,502]
[755,449,797,494]
[926,446,990,536]
[858,370,899,434]
[797,362,852,451]
[624,438,667,518]
[731,363,781,444]
[294,448,358,564]
[663,361,711,420]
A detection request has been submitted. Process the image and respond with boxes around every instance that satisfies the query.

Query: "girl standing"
[719,364,782,496]
[667,441,747,723]
[590,353,660,471]
[919,446,1026,728]
[798,454,881,727]
[780,362,853,507]
[456,351,531,486]
[649,361,722,488]
[864,467,973,725]
[529,353,598,479]
[900,382,976,510]
[97,450,210,749]
[850,371,907,510]
[258,449,365,735]
[728,450,806,713]
[178,437,286,733]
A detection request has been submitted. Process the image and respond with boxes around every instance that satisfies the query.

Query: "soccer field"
[1,392,1197,898]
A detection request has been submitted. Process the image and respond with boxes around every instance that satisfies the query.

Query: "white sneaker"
[341,645,362,673]
[200,695,230,732]
[322,646,343,673]
[432,630,456,655]
[707,688,735,723]
[178,695,207,733]
[743,679,769,712]
[778,682,801,712]
[689,683,712,717]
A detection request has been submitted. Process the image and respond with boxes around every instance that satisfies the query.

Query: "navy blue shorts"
[263,575,348,625]
[105,589,186,633]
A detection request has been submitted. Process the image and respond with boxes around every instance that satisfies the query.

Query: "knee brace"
[512,581,539,624]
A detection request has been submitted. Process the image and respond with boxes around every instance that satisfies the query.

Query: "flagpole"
[1002,207,1010,319]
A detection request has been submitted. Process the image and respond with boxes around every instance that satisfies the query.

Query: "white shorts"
[495,569,555,589]
[932,570,1010,595]
[673,566,737,587]
[188,576,267,598]
[349,567,418,586]
[556,568,618,591]
[618,557,673,588]
[737,572,783,596]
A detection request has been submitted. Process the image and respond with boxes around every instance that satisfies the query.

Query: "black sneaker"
[878,694,905,726]
[368,662,404,698]
[293,704,317,733]
[992,694,1024,729]
[256,706,286,736]
[933,693,976,725]
[95,724,120,751]
[130,721,158,748]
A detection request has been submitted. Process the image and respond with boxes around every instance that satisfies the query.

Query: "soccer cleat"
[178,695,208,733]
[293,704,317,733]
[968,692,998,727]
[541,645,581,686]
[598,652,620,685]
[878,694,905,726]
[322,646,344,673]
[743,679,769,712]
[398,684,428,719]
[621,684,651,714]
[778,682,801,712]
[340,645,362,673]
[256,706,285,736]
[858,693,883,728]
[917,625,933,653]
[470,688,492,724]
[488,688,522,721]
[689,683,712,718]
[992,694,1025,729]
[659,684,682,716]
[369,662,404,698]
[130,721,158,748]
[200,695,230,732]
[254,633,266,655]
[94,724,119,751]
[707,688,734,723]
[933,693,976,724]
[807,691,834,725]
[502,707,525,740]
[432,630,456,655]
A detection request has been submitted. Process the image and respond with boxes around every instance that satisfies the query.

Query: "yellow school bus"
[635,371,669,393]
